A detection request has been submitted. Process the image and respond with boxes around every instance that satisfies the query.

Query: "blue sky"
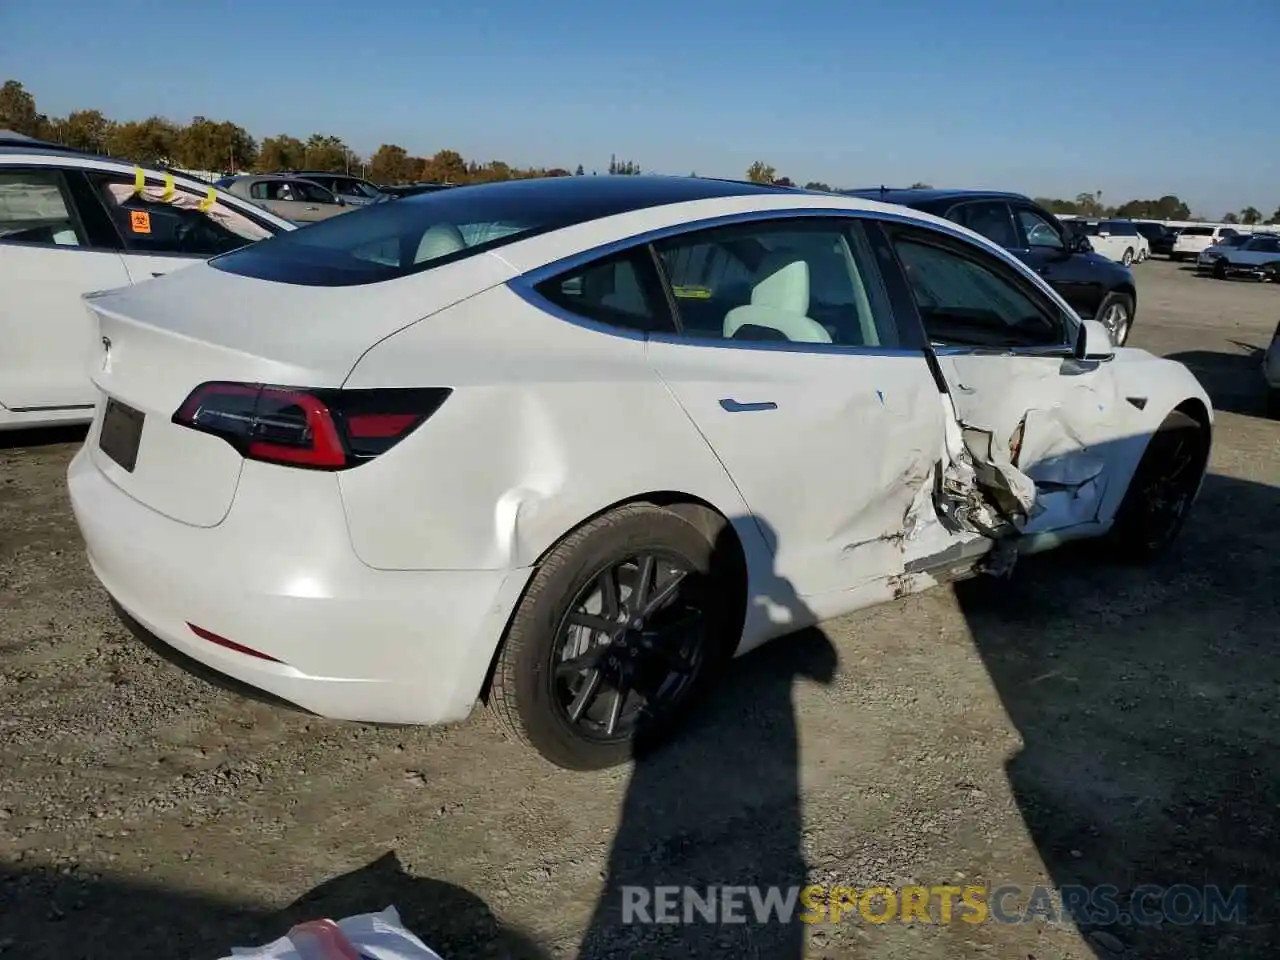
[3,0,1277,216]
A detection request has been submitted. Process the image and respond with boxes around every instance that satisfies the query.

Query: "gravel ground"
[2,260,1278,959]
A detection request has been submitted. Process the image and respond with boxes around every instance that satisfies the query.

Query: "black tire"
[1266,388,1280,421]
[1107,411,1209,562]
[1213,258,1228,280]
[1122,248,1134,266]
[1095,291,1135,346]
[489,503,737,770]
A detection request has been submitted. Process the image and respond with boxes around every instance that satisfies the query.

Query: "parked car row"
[0,134,295,430]
[1194,231,1280,280]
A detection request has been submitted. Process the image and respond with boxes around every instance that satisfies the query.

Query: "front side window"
[1015,208,1064,250]
[535,250,671,334]
[89,173,275,257]
[949,201,1019,248]
[653,219,896,347]
[890,232,1065,348]
[1247,237,1280,253]
[0,170,83,246]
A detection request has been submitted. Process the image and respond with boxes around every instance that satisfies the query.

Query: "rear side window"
[1181,227,1214,236]
[950,201,1018,248]
[535,249,672,334]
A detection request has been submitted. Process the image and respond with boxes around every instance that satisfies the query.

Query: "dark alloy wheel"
[490,504,736,770]
[1108,410,1209,561]
[548,552,706,745]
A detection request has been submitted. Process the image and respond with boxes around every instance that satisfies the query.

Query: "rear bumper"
[67,444,533,725]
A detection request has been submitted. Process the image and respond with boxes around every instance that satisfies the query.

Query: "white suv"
[0,135,294,431]
[1171,224,1238,261]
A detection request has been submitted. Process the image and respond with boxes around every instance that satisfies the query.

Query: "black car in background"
[1135,221,1180,257]
[841,188,1139,345]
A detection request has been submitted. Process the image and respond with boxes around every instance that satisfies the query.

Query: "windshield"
[1220,235,1250,247]
[345,180,383,199]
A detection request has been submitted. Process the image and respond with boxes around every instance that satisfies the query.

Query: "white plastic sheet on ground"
[220,906,445,960]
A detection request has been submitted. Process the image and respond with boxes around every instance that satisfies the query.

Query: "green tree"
[367,143,417,184]
[607,154,640,175]
[175,117,256,171]
[106,117,180,165]
[256,135,305,172]
[0,79,44,136]
[1240,206,1262,225]
[1271,206,1280,225]
[574,164,585,176]
[421,149,468,184]
[301,134,351,172]
[805,181,832,191]
[50,109,112,153]
[909,181,932,189]
[1221,212,1239,223]
[746,161,777,184]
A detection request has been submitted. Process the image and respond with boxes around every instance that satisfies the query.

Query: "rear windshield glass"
[209,176,766,287]
[1181,227,1214,236]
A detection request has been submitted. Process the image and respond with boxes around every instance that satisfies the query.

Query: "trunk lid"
[81,257,512,528]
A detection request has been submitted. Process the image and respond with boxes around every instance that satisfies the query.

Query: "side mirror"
[1075,318,1116,360]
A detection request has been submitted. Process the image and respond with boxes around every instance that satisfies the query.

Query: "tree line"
[4,79,1274,217]
[0,80,642,186]
[746,161,1280,225]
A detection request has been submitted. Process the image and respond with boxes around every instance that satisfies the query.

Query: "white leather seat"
[414,223,467,264]
[723,250,832,343]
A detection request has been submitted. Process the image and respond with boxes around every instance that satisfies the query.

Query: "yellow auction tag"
[161,172,175,201]
[133,166,145,194]
[197,186,216,212]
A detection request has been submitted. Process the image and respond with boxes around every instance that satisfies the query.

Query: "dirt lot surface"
[2,260,1278,959]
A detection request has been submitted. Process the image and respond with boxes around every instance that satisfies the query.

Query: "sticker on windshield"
[129,210,152,234]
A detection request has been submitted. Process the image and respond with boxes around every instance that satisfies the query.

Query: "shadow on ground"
[574,514,835,958]
[1166,345,1271,417]
[1,851,549,959]
[957,472,1280,958]
[0,424,87,451]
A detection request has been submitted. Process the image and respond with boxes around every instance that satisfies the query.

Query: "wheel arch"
[476,490,751,705]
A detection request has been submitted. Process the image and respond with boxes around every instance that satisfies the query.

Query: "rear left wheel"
[1213,258,1228,280]
[489,504,735,770]
[1122,248,1134,266]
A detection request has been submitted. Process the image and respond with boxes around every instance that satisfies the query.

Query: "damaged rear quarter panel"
[335,285,753,572]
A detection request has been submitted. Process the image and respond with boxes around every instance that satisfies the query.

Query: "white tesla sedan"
[68,176,1213,770]
[0,136,294,430]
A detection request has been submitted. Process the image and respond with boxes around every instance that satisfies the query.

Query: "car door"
[1239,236,1280,268]
[642,215,962,599]
[285,180,348,221]
[879,220,1122,536]
[0,166,132,414]
[1009,204,1106,319]
[81,170,281,282]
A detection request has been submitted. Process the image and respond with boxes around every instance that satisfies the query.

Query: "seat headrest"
[751,250,809,315]
[414,223,466,264]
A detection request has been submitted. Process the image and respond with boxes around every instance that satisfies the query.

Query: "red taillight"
[171,382,450,470]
